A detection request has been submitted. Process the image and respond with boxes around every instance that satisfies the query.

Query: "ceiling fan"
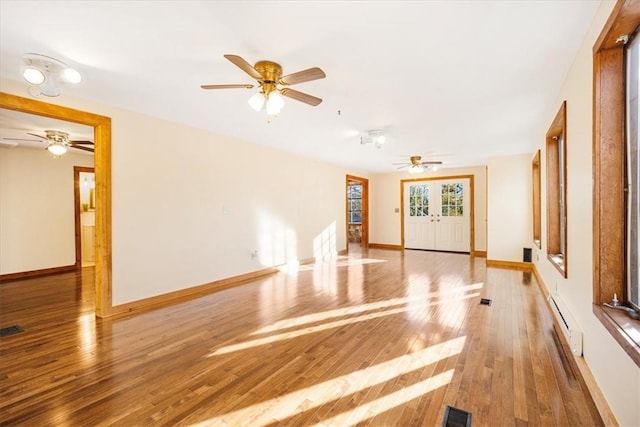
[393,156,443,173]
[3,130,94,155]
[201,54,326,115]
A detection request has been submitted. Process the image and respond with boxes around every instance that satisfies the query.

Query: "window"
[546,101,568,277]
[627,31,639,310]
[593,1,640,367]
[347,183,362,224]
[409,184,429,217]
[441,183,463,216]
[532,150,542,248]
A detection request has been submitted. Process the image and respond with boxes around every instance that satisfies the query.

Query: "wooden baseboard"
[109,267,279,318]
[0,264,77,282]
[486,259,532,271]
[368,243,403,251]
[472,250,487,257]
[532,264,618,426]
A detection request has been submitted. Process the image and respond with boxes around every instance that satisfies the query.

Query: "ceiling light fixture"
[47,142,68,156]
[247,80,285,116]
[360,130,386,148]
[408,164,424,174]
[22,53,82,98]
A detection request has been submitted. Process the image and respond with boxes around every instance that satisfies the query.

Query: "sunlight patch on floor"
[318,369,454,426]
[207,293,478,357]
[252,282,484,336]
[195,337,465,426]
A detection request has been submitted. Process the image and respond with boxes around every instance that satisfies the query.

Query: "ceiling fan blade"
[200,83,254,90]
[396,165,409,170]
[27,132,45,140]
[69,144,94,153]
[420,161,443,165]
[70,140,94,145]
[2,137,42,142]
[224,54,262,80]
[280,88,322,106]
[392,162,410,165]
[280,67,326,86]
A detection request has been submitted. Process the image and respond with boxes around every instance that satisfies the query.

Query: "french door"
[403,178,470,252]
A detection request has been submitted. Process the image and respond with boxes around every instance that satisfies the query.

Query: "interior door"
[434,179,470,252]
[404,183,435,249]
[404,178,470,252]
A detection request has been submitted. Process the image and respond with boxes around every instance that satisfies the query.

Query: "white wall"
[487,153,533,262]
[530,1,640,425]
[369,166,487,252]
[0,146,93,274]
[1,79,357,305]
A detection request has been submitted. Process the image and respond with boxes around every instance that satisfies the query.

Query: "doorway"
[74,167,96,267]
[401,175,474,253]
[346,175,369,251]
[0,92,112,317]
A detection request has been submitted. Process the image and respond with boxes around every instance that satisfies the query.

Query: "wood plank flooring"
[0,249,603,426]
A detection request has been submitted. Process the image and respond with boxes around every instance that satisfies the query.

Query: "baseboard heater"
[548,294,583,356]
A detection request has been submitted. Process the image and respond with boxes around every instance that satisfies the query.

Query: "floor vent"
[479,298,492,306]
[442,405,472,427]
[0,325,24,337]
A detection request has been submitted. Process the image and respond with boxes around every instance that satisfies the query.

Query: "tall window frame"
[592,0,640,367]
[546,101,568,277]
[533,150,542,248]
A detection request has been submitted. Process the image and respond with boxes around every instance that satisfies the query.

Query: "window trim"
[592,0,640,367]
[533,150,542,249]
[546,101,568,277]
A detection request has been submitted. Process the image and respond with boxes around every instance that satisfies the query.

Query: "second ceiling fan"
[201,54,326,115]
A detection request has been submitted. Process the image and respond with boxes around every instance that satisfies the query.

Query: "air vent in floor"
[442,405,472,427]
[479,298,492,306]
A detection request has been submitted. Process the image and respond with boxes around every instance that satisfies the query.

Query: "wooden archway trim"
[0,92,112,317]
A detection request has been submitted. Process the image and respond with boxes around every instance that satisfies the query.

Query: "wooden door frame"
[400,174,475,253]
[74,166,95,268]
[1,92,112,318]
[346,175,369,250]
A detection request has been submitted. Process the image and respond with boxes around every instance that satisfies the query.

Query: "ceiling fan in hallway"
[201,54,326,115]
[3,130,94,155]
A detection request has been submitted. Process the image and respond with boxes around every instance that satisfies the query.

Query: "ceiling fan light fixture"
[23,67,45,85]
[408,165,424,174]
[266,92,285,115]
[47,143,67,156]
[248,92,265,111]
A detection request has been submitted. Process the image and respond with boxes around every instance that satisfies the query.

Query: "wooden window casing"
[533,150,542,249]
[592,0,640,367]
[547,101,568,277]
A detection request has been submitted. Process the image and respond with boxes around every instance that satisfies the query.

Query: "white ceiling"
[0,1,602,172]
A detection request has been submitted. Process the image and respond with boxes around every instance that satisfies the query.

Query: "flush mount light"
[22,53,82,97]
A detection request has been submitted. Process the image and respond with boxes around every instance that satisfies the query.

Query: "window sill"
[547,253,567,277]
[593,304,640,368]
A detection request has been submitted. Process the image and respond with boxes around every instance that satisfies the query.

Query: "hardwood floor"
[0,249,602,426]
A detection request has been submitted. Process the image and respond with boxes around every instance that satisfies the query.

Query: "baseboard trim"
[472,250,487,257]
[109,266,279,317]
[532,264,618,427]
[0,264,77,282]
[486,259,532,271]
[368,243,403,251]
